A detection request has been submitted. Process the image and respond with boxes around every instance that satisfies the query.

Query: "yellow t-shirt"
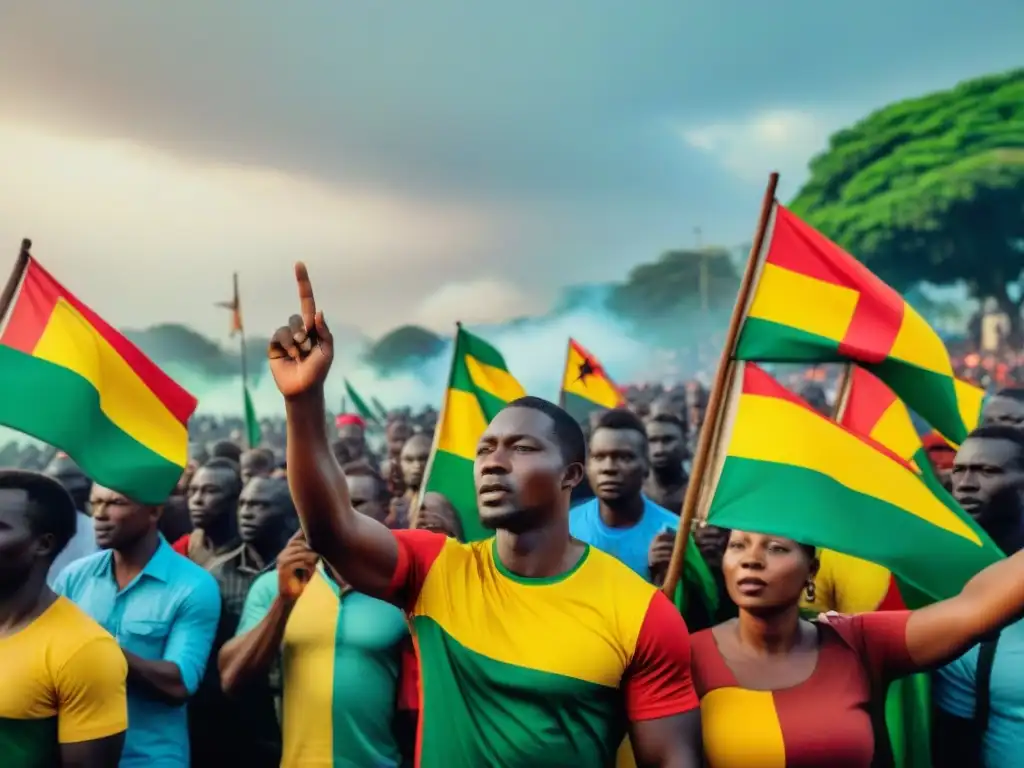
[0,596,128,767]
[801,549,894,614]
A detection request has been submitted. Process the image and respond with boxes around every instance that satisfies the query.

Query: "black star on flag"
[575,357,596,385]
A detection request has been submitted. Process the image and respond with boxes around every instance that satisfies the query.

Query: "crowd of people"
[4,280,1024,767]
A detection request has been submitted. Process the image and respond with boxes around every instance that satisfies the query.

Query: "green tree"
[789,68,1024,331]
[607,247,740,322]
[364,325,445,374]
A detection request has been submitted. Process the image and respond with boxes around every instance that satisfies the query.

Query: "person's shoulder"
[55,549,108,586]
[249,568,278,594]
[46,596,113,643]
[568,498,598,525]
[641,496,678,524]
[584,546,660,608]
[160,545,220,597]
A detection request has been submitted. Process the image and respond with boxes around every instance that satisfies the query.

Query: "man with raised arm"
[268,263,702,768]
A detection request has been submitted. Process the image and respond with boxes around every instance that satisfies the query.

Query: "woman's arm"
[904,548,1024,667]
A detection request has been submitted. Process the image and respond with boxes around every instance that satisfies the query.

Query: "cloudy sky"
[0,1,1020,341]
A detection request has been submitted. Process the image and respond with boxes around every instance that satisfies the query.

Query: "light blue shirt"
[569,495,678,581]
[54,536,222,768]
[933,616,1024,767]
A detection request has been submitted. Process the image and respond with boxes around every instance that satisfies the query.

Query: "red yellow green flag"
[703,362,1001,602]
[558,338,624,422]
[735,203,985,444]
[0,258,197,502]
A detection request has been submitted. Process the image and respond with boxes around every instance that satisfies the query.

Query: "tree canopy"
[607,247,741,322]
[363,324,446,374]
[789,68,1024,319]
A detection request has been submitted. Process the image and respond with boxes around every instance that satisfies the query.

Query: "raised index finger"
[294,261,317,330]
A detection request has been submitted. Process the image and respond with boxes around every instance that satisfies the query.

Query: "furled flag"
[421,326,525,542]
[702,362,1002,603]
[370,394,389,422]
[343,379,382,428]
[558,338,624,422]
[734,203,986,445]
[216,272,259,448]
[0,256,197,502]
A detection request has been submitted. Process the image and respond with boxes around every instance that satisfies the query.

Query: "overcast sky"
[0,0,1020,341]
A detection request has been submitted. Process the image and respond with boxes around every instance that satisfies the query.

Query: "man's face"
[347,475,387,523]
[388,422,414,458]
[91,485,154,550]
[982,396,1024,430]
[187,467,239,530]
[400,435,431,491]
[587,428,647,504]
[240,452,273,486]
[474,407,579,532]
[237,478,288,543]
[0,489,41,592]
[646,420,685,471]
[951,437,1024,531]
[337,425,366,458]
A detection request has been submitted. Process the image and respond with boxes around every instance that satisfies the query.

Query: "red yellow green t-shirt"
[0,596,128,768]
[387,529,698,768]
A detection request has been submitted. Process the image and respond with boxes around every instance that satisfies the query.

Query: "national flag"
[243,384,261,448]
[703,362,1002,603]
[0,258,197,503]
[734,203,986,444]
[215,273,244,337]
[370,395,389,421]
[343,379,382,427]
[558,338,624,422]
[422,327,525,542]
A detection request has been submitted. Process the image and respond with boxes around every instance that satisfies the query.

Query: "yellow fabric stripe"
[888,302,954,377]
[32,299,187,465]
[415,539,653,687]
[465,355,526,403]
[436,389,488,461]
[280,573,339,765]
[562,346,621,407]
[954,379,986,438]
[701,688,786,768]
[870,399,923,464]
[729,393,981,544]
[747,263,860,342]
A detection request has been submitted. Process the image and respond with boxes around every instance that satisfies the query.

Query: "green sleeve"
[236,571,279,636]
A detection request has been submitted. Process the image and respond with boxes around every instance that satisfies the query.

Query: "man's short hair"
[210,440,243,463]
[592,408,648,446]
[647,412,688,436]
[993,388,1024,403]
[964,425,1024,468]
[242,448,276,472]
[504,396,586,467]
[342,462,389,500]
[199,457,243,493]
[0,469,77,559]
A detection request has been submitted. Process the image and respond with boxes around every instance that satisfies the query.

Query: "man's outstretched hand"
[268,262,334,399]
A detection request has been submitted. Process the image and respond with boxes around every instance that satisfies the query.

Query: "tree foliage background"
[789,68,1024,325]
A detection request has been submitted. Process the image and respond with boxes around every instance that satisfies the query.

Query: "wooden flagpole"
[408,321,462,530]
[0,239,32,326]
[832,363,854,422]
[661,173,780,599]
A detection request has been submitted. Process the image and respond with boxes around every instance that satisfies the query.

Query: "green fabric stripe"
[243,384,261,447]
[673,533,720,618]
[869,358,968,444]
[413,616,622,768]
[370,395,389,421]
[0,346,183,503]
[738,316,973,444]
[422,449,488,542]
[735,317,843,362]
[0,716,58,768]
[343,379,381,426]
[449,329,513,398]
[561,390,605,423]
[708,456,1003,601]
[885,673,932,768]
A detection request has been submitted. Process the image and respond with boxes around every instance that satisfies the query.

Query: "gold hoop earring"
[804,581,816,602]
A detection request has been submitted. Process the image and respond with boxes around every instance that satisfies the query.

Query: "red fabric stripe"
[766,207,905,362]
[840,368,895,435]
[876,574,908,611]
[1,259,196,424]
[740,363,916,471]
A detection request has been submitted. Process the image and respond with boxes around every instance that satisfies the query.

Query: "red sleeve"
[828,610,914,682]
[623,589,700,721]
[171,534,189,556]
[386,529,448,612]
[397,641,420,713]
